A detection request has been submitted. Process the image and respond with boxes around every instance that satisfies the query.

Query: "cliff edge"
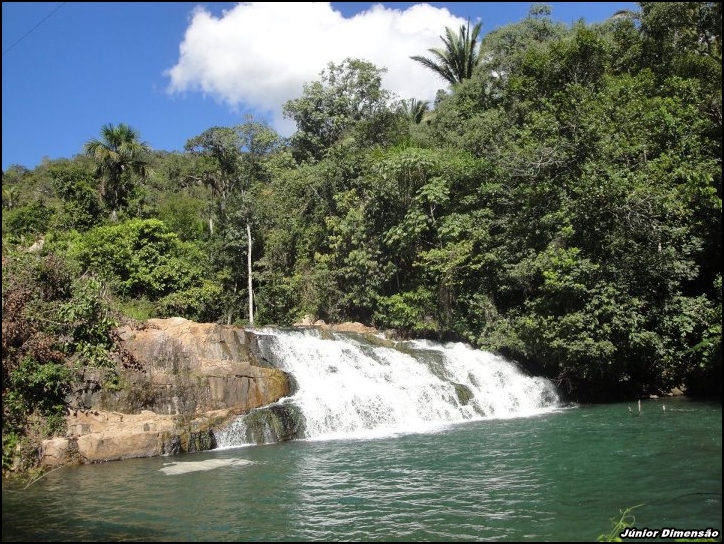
[40,317,290,467]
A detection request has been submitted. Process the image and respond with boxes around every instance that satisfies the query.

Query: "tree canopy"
[3,4,721,470]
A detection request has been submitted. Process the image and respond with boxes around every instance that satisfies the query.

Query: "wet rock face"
[43,318,291,466]
[238,403,306,444]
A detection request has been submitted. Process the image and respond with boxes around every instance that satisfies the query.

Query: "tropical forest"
[2,2,721,475]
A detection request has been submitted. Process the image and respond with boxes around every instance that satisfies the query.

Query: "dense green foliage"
[2,250,118,471]
[2,3,721,469]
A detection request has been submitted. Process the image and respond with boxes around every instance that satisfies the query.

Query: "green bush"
[3,201,55,239]
[71,218,209,301]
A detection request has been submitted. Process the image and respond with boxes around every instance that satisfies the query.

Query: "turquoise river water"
[2,397,721,542]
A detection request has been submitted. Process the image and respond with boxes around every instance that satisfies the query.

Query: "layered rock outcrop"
[292,315,377,334]
[40,318,290,467]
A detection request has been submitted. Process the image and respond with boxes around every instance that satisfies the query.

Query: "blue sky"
[2,2,636,172]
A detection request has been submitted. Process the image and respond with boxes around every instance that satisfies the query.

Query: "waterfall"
[216,328,560,447]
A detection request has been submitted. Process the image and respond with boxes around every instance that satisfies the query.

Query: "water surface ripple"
[2,397,721,542]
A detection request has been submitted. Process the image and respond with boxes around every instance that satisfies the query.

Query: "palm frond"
[411,20,484,85]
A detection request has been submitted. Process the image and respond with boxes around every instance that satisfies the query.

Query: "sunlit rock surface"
[41,318,290,466]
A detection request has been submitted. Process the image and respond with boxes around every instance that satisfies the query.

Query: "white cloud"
[165,2,466,134]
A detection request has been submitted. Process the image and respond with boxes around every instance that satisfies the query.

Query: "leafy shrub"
[71,218,209,301]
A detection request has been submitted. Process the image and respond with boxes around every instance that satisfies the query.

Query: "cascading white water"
[216,328,561,447]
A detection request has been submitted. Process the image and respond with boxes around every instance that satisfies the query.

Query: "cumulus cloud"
[165,2,467,134]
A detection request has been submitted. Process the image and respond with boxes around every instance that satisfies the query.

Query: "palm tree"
[2,185,20,210]
[402,98,430,124]
[84,123,150,221]
[411,20,484,85]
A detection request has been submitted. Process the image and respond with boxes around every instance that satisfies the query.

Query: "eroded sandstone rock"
[41,318,290,467]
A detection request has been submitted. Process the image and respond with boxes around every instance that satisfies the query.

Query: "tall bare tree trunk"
[247,222,254,326]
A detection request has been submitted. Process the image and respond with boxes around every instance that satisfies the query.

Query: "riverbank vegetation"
[3,2,721,471]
